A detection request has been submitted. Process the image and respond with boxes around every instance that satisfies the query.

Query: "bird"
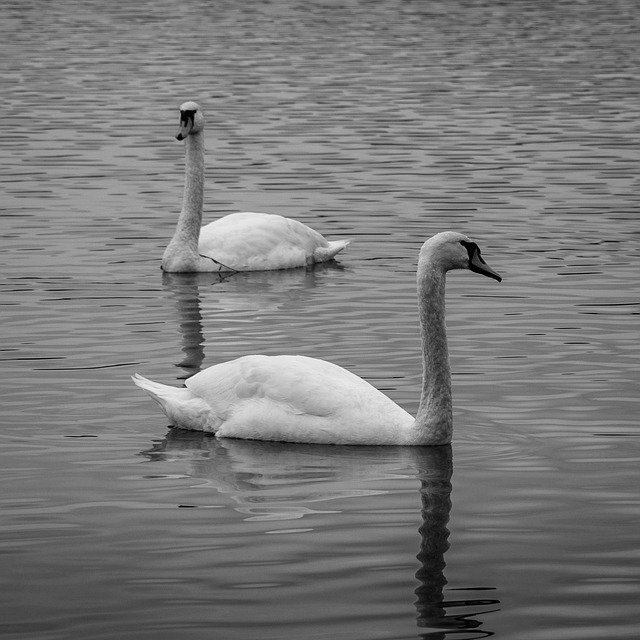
[133,232,501,445]
[160,101,350,273]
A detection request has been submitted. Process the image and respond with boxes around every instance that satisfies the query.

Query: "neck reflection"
[162,272,208,378]
[412,446,499,638]
[161,263,346,381]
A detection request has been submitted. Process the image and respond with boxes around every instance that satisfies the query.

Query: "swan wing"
[185,354,413,445]
[198,212,348,270]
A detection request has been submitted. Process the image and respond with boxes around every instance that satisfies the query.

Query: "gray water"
[1,0,639,638]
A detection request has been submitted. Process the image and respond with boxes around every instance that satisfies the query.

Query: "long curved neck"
[413,257,453,444]
[171,131,204,252]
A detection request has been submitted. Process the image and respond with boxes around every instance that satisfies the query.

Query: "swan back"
[185,355,414,445]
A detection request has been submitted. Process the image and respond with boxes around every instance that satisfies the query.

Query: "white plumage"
[134,355,411,445]
[134,232,502,446]
[161,101,349,273]
[196,211,348,271]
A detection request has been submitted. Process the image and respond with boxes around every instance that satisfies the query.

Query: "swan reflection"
[413,446,500,638]
[161,262,345,378]
[141,433,499,637]
[161,273,205,378]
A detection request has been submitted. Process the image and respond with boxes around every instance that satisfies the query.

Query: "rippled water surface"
[2,1,639,638]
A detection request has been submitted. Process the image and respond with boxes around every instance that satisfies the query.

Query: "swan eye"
[460,240,486,265]
[460,239,476,257]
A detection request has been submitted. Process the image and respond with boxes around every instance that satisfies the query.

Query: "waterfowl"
[133,231,501,445]
[161,101,350,273]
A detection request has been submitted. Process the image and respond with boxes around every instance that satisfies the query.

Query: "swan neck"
[413,261,453,444]
[174,131,204,251]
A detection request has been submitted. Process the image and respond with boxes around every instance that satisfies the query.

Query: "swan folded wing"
[197,212,336,270]
[184,355,413,444]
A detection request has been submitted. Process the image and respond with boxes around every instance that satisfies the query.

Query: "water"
[1,0,639,638]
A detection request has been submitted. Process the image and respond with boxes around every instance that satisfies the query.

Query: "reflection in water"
[161,263,346,379]
[141,433,499,637]
[414,446,499,639]
[162,273,207,378]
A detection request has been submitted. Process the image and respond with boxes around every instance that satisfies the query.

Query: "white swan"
[161,101,350,272]
[133,232,501,445]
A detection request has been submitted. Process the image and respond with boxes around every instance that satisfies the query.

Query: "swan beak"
[176,111,195,141]
[470,248,502,282]
[175,121,191,141]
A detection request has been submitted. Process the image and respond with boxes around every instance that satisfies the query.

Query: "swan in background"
[161,101,350,273]
[133,231,501,445]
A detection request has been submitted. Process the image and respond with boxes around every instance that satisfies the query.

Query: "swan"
[161,101,350,272]
[133,231,501,445]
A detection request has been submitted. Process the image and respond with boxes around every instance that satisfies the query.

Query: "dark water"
[1,1,639,638]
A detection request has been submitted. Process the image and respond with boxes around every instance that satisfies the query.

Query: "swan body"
[192,211,349,272]
[161,101,350,272]
[134,231,501,446]
[134,355,413,445]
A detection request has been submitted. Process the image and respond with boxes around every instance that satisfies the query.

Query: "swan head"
[419,231,502,282]
[176,101,205,140]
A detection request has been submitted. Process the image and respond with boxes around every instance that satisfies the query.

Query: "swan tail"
[131,373,213,431]
[313,239,351,263]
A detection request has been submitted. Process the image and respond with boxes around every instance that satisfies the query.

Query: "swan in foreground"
[133,232,501,445]
[161,101,350,272]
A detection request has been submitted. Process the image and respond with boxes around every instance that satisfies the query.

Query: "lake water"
[1,0,639,638]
